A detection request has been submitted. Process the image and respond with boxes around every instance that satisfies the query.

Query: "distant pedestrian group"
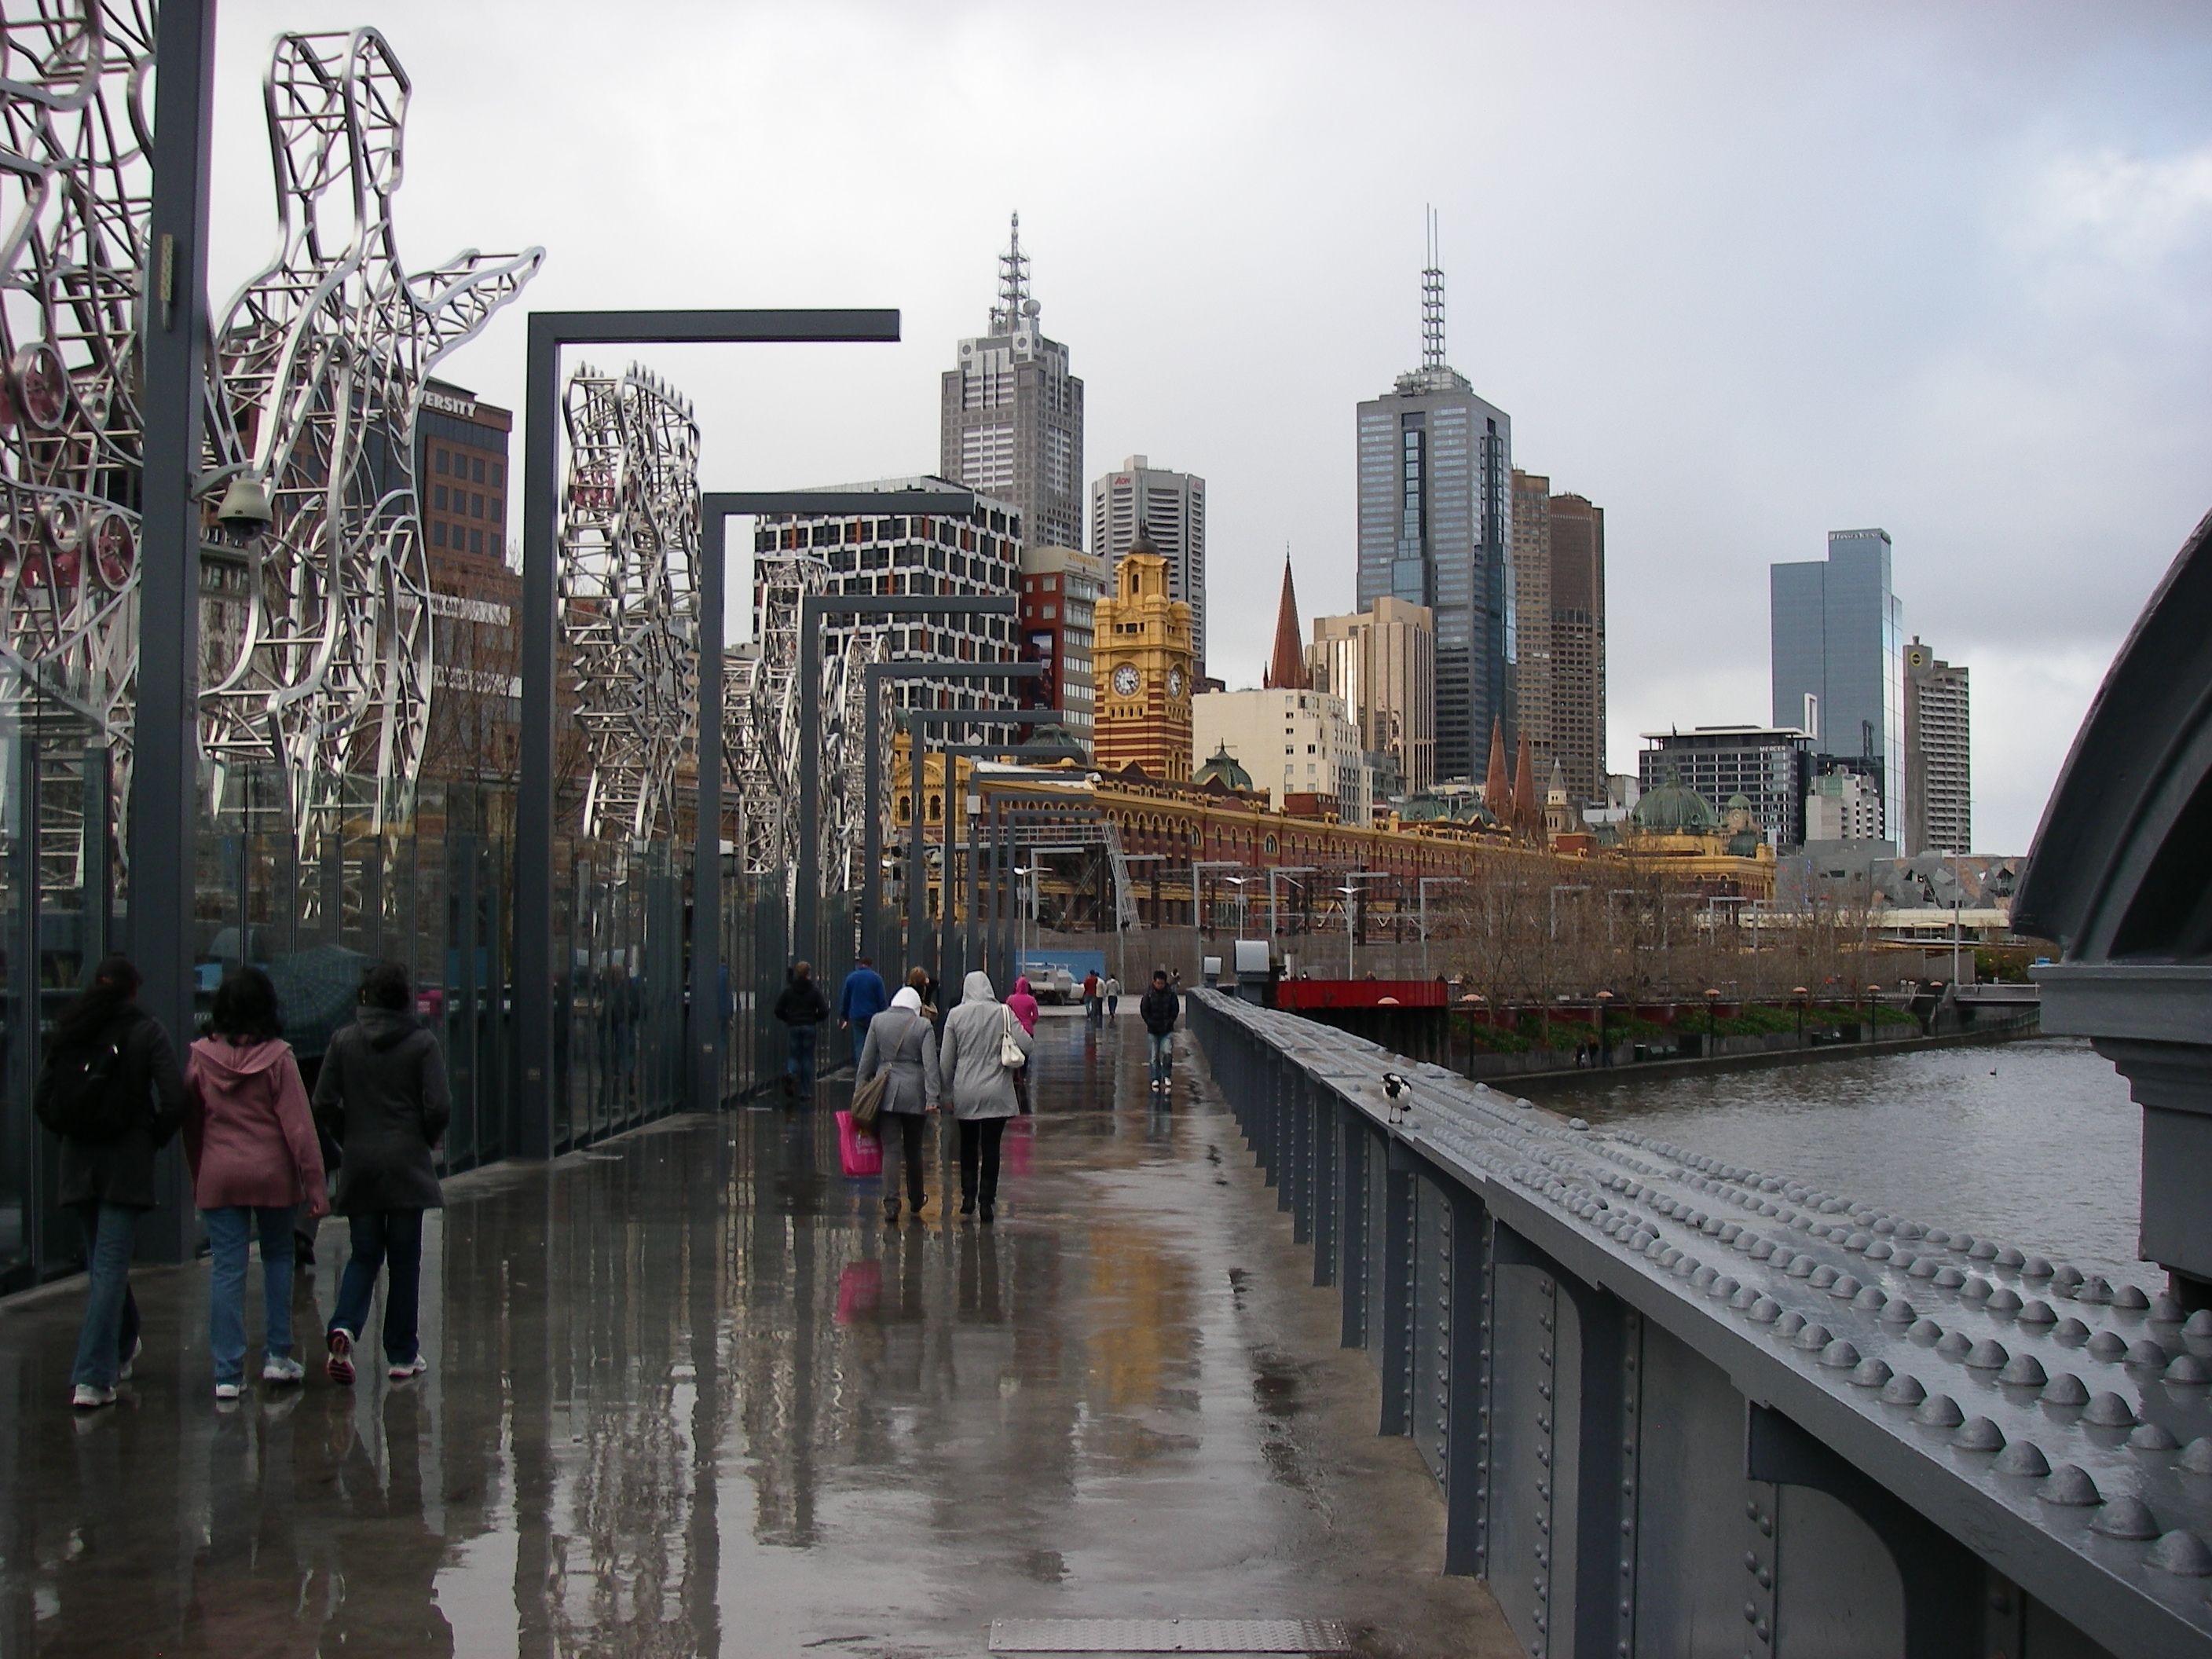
[39,952,449,1410]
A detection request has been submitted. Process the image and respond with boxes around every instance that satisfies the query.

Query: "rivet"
[1969,1240,1998,1262]
[2124,1339,2170,1368]
[1996,1246,2027,1269]
[1850,1356,1893,1388]
[1964,1338,2010,1370]
[1951,1415,2005,1452]
[1935,1266,1967,1290]
[2179,1437,2212,1474]
[2040,1463,2102,1506]
[1993,1438,2049,1476]
[2092,1496,2159,1540]
[1793,1322,1833,1351]
[1937,1330,1974,1361]
[2130,1423,2181,1451]
[2087,1330,2129,1360]
[2114,1285,2152,1312]
[1879,1298,1917,1325]
[2023,1255,2055,1279]
[2017,1299,2057,1326]
[2082,1392,2137,1428]
[1818,1337,1860,1369]
[1914,1393,1964,1427]
[1829,1274,1862,1300]
[2185,1309,2212,1339]
[1998,1353,2047,1388]
[2042,1373,2090,1408]
[1778,1311,1808,1338]
[2166,1353,2212,1385]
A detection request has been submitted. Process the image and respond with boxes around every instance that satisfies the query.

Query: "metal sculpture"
[0,9,540,858]
[558,362,700,844]
[727,544,881,899]
[201,27,542,841]
[0,3,154,757]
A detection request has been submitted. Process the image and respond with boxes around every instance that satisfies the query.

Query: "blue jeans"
[1148,1031,1174,1090]
[786,1023,819,1088]
[203,1205,296,1385]
[849,1017,872,1066]
[329,1209,425,1368]
[71,1203,141,1390]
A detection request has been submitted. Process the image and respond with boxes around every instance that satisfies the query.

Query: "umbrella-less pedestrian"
[937,971,1031,1222]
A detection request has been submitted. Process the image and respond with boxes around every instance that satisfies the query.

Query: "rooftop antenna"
[1421,205,1446,370]
[994,210,1032,334]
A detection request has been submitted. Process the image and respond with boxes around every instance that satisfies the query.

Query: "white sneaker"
[71,1383,116,1409]
[262,1355,305,1385]
[214,1382,242,1401]
[387,1355,427,1382]
[118,1338,141,1382]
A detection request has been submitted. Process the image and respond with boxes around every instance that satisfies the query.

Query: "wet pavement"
[0,1009,1514,1657]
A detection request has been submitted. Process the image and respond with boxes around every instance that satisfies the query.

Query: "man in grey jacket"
[937,970,1031,1222]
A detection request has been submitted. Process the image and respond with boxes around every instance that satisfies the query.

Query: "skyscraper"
[1547,491,1606,811]
[1904,637,1971,854]
[1091,456,1207,673]
[1356,230,1512,782]
[941,214,1085,554]
[1510,468,1551,778]
[1307,597,1435,796]
[1771,529,1904,838]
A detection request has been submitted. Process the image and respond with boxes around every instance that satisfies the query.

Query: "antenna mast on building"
[993,211,1031,332]
[1421,205,1446,370]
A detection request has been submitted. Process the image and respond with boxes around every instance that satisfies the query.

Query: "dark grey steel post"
[129,0,218,1260]
[694,491,980,1112]
[794,588,1009,969]
[12,736,38,1278]
[517,311,896,1159]
[82,745,111,972]
[859,661,1044,972]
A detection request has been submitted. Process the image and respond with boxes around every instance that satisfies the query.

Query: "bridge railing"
[1185,988,2210,1659]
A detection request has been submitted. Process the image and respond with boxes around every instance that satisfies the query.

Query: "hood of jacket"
[358,1006,420,1052]
[191,1035,294,1079]
[961,970,997,1003]
[1013,976,1032,997]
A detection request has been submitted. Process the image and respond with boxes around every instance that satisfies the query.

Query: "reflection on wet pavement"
[1,1013,1512,1657]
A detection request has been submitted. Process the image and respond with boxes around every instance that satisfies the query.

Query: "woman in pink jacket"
[185,967,325,1399]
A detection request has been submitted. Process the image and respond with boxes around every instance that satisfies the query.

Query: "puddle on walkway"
[0,1012,1512,1657]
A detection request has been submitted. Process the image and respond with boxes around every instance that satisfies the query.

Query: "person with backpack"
[38,954,185,1409]
[1140,969,1181,1096]
[315,961,450,1386]
[855,984,939,1225]
[773,961,831,1097]
[936,971,1031,1223]
[183,966,327,1399]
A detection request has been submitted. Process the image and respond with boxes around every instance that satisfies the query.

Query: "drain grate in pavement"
[987,1618,1349,1654]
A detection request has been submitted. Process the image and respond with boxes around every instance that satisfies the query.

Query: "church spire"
[1485,718,1511,820]
[1512,732,1540,838]
[1263,553,1306,690]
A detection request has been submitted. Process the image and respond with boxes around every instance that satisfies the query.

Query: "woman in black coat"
[313,961,450,1386]
[40,955,185,1408]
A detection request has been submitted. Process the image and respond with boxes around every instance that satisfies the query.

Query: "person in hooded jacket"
[1005,976,1041,1114]
[773,961,831,1095]
[855,985,939,1224]
[41,954,186,1409]
[936,971,1031,1222]
[314,961,450,1386]
[183,966,327,1399]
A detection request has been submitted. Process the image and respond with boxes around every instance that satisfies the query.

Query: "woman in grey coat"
[855,984,939,1224]
[313,961,450,1386]
[936,970,1031,1223]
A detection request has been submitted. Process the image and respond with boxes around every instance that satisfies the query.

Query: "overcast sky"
[210,0,2212,854]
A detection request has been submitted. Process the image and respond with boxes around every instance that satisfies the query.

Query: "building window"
[491,463,504,488]
[433,485,447,510]
[433,522,446,547]
[489,497,502,522]
[435,449,449,474]
[471,493,485,518]
[470,529,483,555]
[472,457,486,484]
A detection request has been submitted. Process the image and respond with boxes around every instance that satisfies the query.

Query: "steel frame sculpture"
[201,27,541,843]
[0,7,541,860]
[558,361,700,844]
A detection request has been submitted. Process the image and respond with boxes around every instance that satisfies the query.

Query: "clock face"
[1168,667,1185,698]
[1112,664,1141,698]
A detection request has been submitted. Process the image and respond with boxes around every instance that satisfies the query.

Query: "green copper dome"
[1632,775,1721,833]
[1195,742,1253,792]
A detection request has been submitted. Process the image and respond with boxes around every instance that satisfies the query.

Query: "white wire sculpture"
[558,362,700,845]
[0,3,154,754]
[0,9,541,855]
[202,27,542,843]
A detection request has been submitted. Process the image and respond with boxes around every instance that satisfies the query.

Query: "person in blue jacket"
[837,956,890,1066]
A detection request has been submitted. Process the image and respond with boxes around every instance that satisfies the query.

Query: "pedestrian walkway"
[0,1007,1515,1657]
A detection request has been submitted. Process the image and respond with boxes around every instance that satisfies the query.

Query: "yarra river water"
[1525,1037,2148,1291]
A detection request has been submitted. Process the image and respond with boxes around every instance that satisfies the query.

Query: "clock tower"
[1093,525,1195,781]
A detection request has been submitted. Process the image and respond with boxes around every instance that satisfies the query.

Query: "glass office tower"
[1771,528,1905,840]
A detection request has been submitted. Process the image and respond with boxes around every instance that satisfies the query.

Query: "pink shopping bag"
[836,1109,882,1178]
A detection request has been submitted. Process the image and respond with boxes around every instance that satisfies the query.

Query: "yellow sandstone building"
[1091,528,1194,782]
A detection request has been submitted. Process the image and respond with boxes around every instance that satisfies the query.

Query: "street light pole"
[520,307,899,1159]
[1269,866,1317,950]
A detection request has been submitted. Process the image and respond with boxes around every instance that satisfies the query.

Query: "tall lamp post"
[1705,987,1722,1056]
[1336,871,1392,978]
[694,489,986,1116]
[1268,866,1317,950]
[1793,984,1809,1049]
[1595,988,1614,1067]
[520,307,900,1159]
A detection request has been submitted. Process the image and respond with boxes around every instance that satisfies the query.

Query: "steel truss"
[0,7,541,862]
[558,361,699,845]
